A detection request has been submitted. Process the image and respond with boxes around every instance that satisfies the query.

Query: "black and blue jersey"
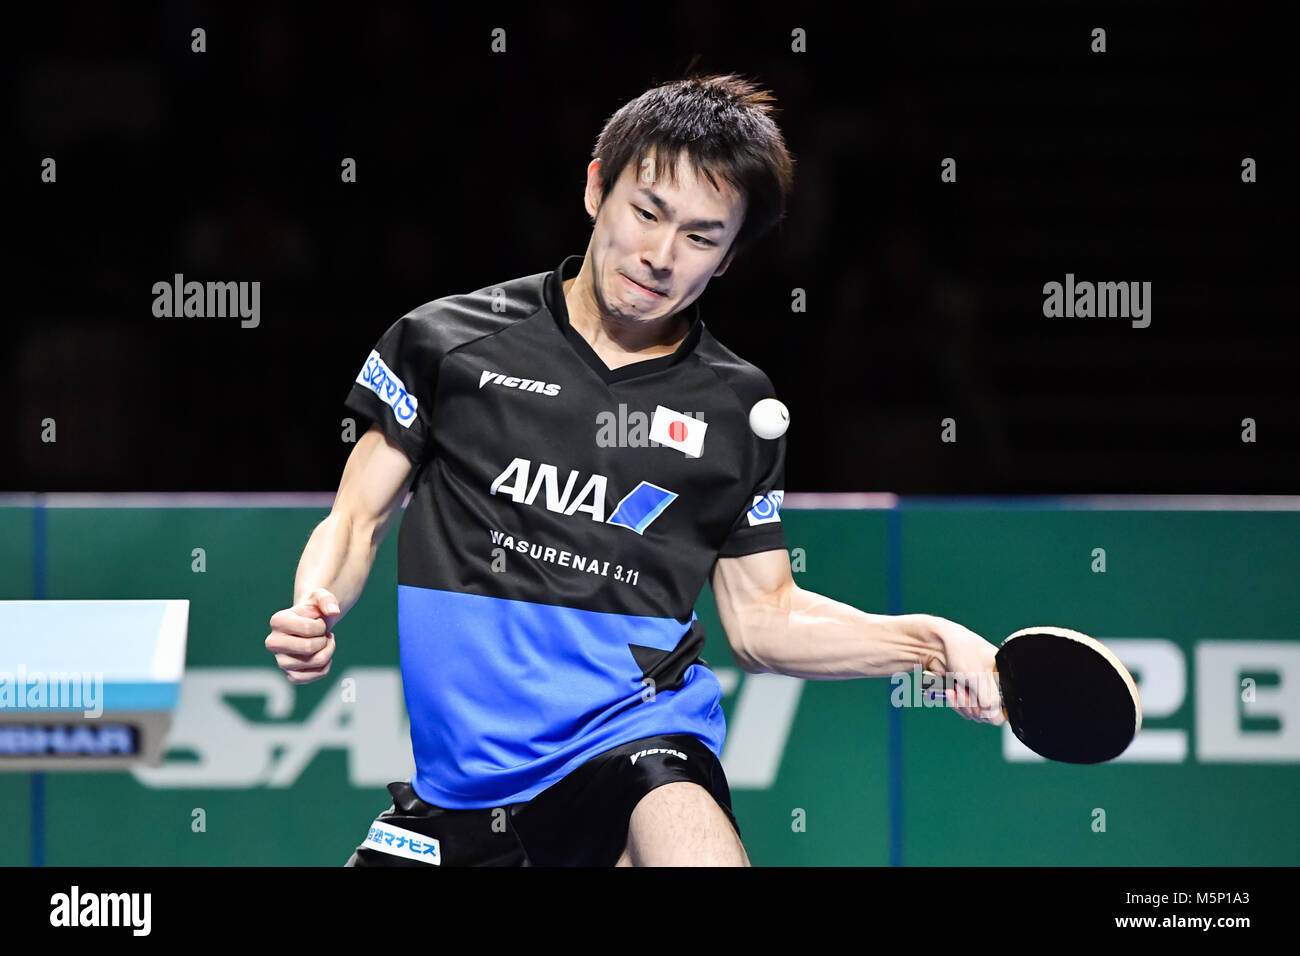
[344,255,787,809]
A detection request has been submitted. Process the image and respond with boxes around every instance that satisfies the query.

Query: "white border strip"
[1057,495,1300,511]
[0,492,1298,511]
[21,493,339,509]
[152,599,190,681]
[784,493,898,509]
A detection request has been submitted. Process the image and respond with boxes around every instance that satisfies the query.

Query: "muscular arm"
[710,549,946,679]
[710,548,1004,722]
[292,423,415,615]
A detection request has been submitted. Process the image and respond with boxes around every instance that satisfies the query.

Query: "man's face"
[582,151,747,328]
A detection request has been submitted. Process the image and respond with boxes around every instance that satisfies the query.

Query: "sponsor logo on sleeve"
[745,489,784,527]
[356,350,419,428]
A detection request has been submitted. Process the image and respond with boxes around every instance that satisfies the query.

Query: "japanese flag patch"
[649,405,707,458]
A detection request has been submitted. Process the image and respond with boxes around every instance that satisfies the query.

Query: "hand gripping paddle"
[925,626,1142,763]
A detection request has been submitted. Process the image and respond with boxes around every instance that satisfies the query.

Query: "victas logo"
[479,370,562,396]
[629,747,687,765]
[746,490,784,527]
[356,350,418,428]
[490,457,676,534]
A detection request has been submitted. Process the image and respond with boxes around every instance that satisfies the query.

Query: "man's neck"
[563,274,688,366]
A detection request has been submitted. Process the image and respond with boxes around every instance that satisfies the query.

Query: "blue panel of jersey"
[397,584,727,808]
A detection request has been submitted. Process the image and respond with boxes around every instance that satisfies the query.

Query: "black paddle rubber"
[997,627,1142,764]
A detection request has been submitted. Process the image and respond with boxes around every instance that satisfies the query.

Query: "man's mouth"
[621,273,665,297]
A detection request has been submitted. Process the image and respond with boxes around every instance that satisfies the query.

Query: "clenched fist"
[266,587,339,684]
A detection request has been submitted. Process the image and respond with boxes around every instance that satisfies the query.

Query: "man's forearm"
[292,511,379,616]
[734,585,945,679]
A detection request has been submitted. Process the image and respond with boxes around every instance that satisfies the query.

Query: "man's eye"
[635,205,712,246]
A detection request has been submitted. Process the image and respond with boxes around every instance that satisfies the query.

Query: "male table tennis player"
[265,73,1005,867]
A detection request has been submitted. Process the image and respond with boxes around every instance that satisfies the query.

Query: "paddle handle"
[920,669,1007,720]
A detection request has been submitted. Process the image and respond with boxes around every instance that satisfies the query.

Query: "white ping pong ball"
[749,398,789,439]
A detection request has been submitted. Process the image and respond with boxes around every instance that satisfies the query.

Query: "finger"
[968,698,1004,725]
[270,608,329,637]
[305,588,341,617]
[275,638,335,671]
[269,609,329,638]
[945,682,991,723]
[265,631,330,656]
[945,688,977,722]
[285,660,333,685]
[953,673,999,716]
[265,629,332,656]
[973,674,1002,714]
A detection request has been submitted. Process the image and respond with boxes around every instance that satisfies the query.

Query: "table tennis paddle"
[923,626,1142,763]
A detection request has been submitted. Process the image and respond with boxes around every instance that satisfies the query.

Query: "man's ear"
[584,159,603,224]
[714,246,738,277]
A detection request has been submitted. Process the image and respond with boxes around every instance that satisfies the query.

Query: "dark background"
[5,1,1295,494]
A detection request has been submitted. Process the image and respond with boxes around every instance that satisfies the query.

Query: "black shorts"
[345,733,739,867]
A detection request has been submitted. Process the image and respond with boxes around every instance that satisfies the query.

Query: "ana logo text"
[490,457,677,535]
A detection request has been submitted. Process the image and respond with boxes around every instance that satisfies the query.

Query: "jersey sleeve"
[716,428,788,558]
[343,314,441,465]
